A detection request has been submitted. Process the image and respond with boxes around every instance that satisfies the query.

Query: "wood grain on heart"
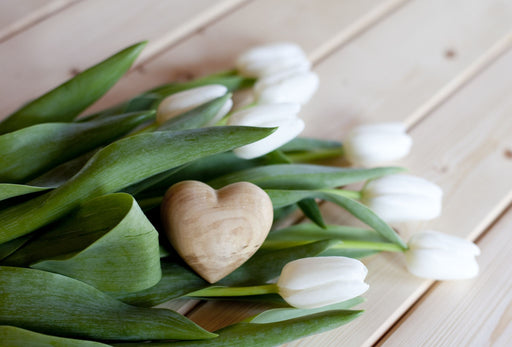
[161,180,273,283]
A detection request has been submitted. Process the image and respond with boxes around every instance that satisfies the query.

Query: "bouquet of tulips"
[0,42,479,346]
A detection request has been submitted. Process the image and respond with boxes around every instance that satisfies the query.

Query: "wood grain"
[84,0,405,114]
[0,0,75,43]
[0,0,249,118]
[300,0,512,139]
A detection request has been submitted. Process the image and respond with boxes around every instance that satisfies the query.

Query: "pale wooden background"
[1,0,511,346]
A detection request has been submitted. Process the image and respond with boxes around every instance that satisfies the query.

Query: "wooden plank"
[0,0,76,43]
[281,38,512,347]
[378,205,512,347]
[85,0,407,114]
[0,0,249,118]
[185,0,512,341]
[300,0,512,139]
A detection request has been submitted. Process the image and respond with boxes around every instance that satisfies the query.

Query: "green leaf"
[0,42,147,134]
[0,266,216,341]
[28,151,97,188]
[114,259,208,307]
[267,223,388,244]
[158,94,231,131]
[0,126,274,244]
[279,137,342,153]
[298,198,326,228]
[0,183,50,201]
[128,152,263,200]
[266,189,407,249]
[0,326,109,347]
[220,240,339,286]
[208,164,404,190]
[136,310,362,346]
[0,235,32,261]
[0,111,155,183]
[265,224,388,258]
[3,193,161,293]
[246,297,364,324]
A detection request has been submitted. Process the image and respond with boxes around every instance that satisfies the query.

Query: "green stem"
[286,147,344,162]
[262,240,405,252]
[330,240,405,252]
[319,188,362,200]
[187,284,278,297]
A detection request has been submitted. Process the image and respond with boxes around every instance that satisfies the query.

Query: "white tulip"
[156,85,232,124]
[236,42,310,78]
[405,230,480,280]
[344,122,412,166]
[254,70,319,105]
[277,256,369,309]
[361,174,443,223]
[228,103,304,159]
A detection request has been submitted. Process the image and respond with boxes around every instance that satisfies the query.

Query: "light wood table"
[1,0,511,346]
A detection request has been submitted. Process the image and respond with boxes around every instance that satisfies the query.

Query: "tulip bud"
[156,85,232,124]
[236,42,311,78]
[344,123,412,166]
[361,174,443,223]
[277,256,369,309]
[228,103,304,159]
[254,70,319,105]
[405,230,480,280]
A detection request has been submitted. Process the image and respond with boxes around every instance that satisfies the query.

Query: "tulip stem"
[319,188,362,200]
[286,147,344,162]
[331,240,405,252]
[187,284,278,297]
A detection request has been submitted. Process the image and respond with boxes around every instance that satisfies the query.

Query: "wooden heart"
[161,180,273,283]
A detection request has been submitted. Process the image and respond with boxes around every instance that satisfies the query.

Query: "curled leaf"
[3,193,161,293]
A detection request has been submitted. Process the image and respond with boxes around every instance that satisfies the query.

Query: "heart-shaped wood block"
[161,180,273,283]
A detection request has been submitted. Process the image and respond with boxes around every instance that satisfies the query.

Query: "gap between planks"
[0,0,78,44]
[135,0,253,67]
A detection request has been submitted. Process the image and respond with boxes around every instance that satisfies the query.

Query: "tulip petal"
[405,230,480,280]
[157,85,228,123]
[255,71,319,105]
[344,122,412,166]
[233,118,304,159]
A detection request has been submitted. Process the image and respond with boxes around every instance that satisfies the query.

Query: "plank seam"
[407,32,512,131]
[0,0,79,44]
[311,0,410,66]
[134,0,254,68]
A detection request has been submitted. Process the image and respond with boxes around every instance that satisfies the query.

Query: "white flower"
[277,256,369,309]
[236,42,310,78]
[228,103,304,159]
[405,230,480,280]
[254,70,319,105]
[156,85,232,124]
[344,123,413,166]
[361,174,443,223]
